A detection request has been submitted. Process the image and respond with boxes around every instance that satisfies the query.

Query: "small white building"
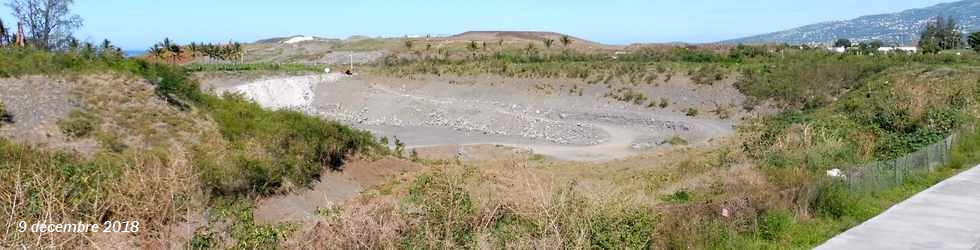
[877,46,918,54]
[828,46,918,54]
[282,36,315,44]
[828,47,847,53]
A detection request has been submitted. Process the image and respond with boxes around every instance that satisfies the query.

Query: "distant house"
[827,46,918,54]
[877,46,918,53]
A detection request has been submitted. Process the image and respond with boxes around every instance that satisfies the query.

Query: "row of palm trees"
[62,37,123,58]
[405,35,575,51]
[149,38,244,64]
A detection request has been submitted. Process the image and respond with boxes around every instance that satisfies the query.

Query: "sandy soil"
[253,158,416,225]
[200,71,744,162]
[0,76,101,155]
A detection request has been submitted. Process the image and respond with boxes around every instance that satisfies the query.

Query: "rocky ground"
[199,71,747,162]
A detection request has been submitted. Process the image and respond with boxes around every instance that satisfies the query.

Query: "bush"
[759,209,794,241]
[811,183,863,219]
[690,64,726,85]
[404,173,476,248]
[58,110,100,138]
[685,108,699,117]
[0,101,11,125]
[588,209,657,249]
[666,136,689,146]
[661,190,692,203]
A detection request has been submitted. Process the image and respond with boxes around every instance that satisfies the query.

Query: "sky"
[0,0,955,50]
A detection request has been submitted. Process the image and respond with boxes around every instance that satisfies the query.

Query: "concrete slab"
[817,165,980,250]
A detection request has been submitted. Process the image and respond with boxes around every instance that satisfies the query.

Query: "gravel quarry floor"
[203,72,742,162]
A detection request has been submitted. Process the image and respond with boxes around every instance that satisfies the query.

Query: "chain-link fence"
[842,135,956,192]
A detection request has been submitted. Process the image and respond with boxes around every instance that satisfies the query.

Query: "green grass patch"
[190,196,296,249]
[58,110,101,138]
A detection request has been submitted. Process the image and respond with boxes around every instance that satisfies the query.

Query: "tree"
[168,43,182,64]
[6,0,83,50]
[149,44,165,60]
[919,16,963,53]
[560,35,573,47]
[100,39,121,58]
[0,17,7,46]
[867,40,884,49]
[66,36,78,50]
[833,38,851,48]
[854,40,884,55]
[969,32,980,53]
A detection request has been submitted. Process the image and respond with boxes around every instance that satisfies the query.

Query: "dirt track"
[203,72,743,162]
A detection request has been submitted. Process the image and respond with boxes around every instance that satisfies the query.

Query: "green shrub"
[811,183,866,219]
[759,209,794,241]
[661,190,692,203]
[588,208,657,249]
[490,212,540,248]
[690,64,726,85]
[666,136,689,146]
[403,173,477,248]
[200,197,295,249]
[58,110,100,138]
[685,108,699,117]
[0,101,11,125]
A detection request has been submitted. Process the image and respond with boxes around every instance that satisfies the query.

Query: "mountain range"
[724,0,980,45]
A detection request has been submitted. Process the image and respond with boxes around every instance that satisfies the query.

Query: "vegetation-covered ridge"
[0,48,385,247]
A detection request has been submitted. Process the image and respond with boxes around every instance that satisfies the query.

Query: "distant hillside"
[725,0,980,45]
[446,31,608,48]
[254,35,335,44]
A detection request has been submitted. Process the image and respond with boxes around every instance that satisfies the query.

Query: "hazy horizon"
[0,0,956,50]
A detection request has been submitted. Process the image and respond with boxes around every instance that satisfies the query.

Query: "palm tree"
[162,38,173,51]
[149,44,165,60]
[543,39,554,49]
[168,44,182,64]
[100,39,118,57]
[560,35,573,47]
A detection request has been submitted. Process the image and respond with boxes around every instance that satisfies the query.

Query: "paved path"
[817,164,980,250]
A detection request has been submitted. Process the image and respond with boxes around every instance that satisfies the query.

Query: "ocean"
[123,50,145,58]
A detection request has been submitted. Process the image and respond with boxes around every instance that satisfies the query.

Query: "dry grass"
[0,73,215,247]
[297,136,772,249]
